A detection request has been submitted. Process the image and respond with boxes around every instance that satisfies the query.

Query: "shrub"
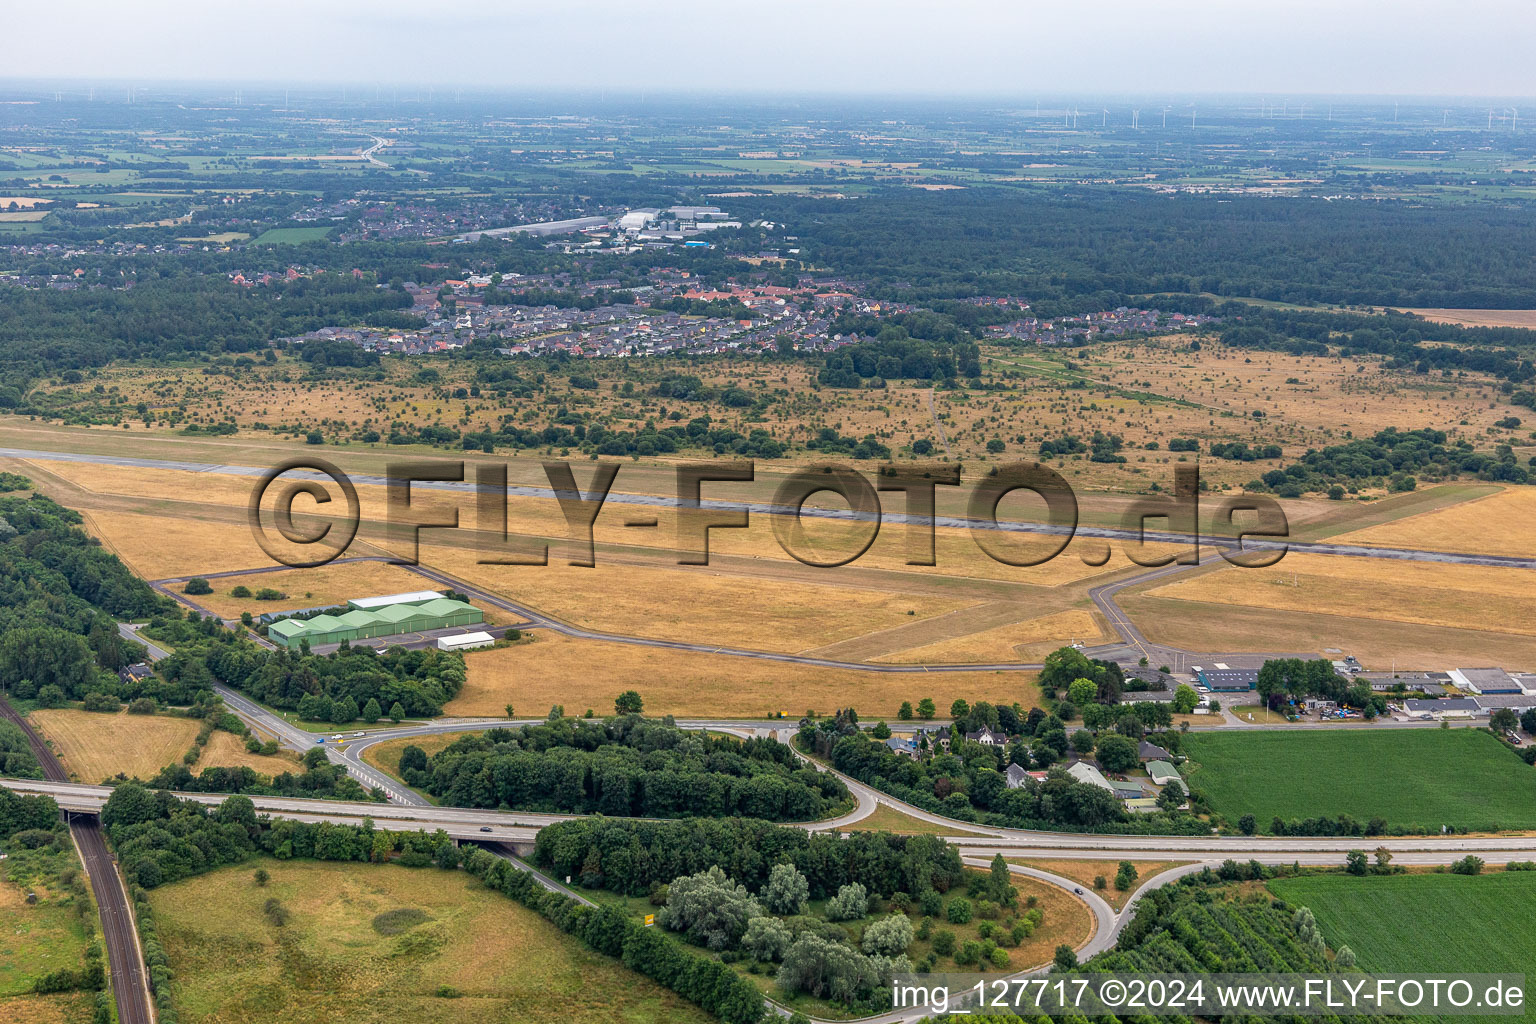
[946,897,972,924]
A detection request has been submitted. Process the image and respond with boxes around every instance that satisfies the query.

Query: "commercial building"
[1402,698,1483,720]
[1194,667,1259,692]
[1449,668,1527,694]
[268,593,484,649]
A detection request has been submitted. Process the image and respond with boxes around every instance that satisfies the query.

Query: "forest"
[144,614,468,718]
[405,715,850,822]
[743,187,1536,308]
[0,487,168,705]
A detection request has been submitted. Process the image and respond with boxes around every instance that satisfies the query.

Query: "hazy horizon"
[8,0,1535,99]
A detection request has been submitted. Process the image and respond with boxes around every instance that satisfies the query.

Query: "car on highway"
[479,826,493,833]
[1073,887,1084,895]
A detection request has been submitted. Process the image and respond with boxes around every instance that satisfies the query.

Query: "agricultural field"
[447,632,1038,719]
[1267,871,1536,1021]
[251,225,333,244]
[29,708,299,783]
[146,859,716,1024]
[1180,729,1536,833]
[1400,308,1536,329]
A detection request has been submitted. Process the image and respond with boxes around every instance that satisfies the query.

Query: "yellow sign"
[644,914,655,927]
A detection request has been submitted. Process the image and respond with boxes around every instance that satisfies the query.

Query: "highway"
[15,682,1536,1024]
[0,701,154,1024]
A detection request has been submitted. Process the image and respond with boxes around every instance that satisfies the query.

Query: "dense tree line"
[0,273,410,386]
[0,489,167,704]
[145,617,467,717]
[740,187,1536,308]
[146,745,383,802]
[0,785,59,839]
[0,720,43,779]
[463,847,765,1024]
[536,816,966,900]
[407,715,850,821]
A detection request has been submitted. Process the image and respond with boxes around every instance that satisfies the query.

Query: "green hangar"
[267,591,484,649]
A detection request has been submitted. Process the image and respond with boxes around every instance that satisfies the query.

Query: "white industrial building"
[437,631,496,652]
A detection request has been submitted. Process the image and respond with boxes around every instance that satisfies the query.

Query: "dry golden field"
[446,633,1038,719]
[846,802,991,835]
[1400,308,1536,329]
[1329,486,1536,558]
[147,860,715,1024]
[19,450,1181,659]
[1143,553,1536,638]
[872,609,1109,664]
[70,509,277,578]
[0,994,96,1024]
[361,731,470,784]
[1006,859,1188,911]
[30,709,299,782]
[189,561,459,618]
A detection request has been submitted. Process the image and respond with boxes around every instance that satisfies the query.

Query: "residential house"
[964,727,1006,747]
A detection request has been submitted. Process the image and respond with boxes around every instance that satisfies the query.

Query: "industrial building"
[437,631,495,652]
[268,591,484,649]
[1448,668,1530,694]
[1194,667,1259,692]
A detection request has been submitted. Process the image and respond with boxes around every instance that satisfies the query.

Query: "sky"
[7,0,1536,99]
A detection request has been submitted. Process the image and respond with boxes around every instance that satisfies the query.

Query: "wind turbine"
[1132,109,1141,129]
[1190,108,1197,129]
[1101,108,1108,128]
[1162,106,1170,128]
[1512,107,1520,132]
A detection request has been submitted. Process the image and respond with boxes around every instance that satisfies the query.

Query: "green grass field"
[1268,872,1536,1022]
[147,859,714,1024]
[1181,729,1536,832]
[0,840,94,997]
[252,225,333,245]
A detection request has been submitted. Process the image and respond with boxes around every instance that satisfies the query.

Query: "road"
[154,556,1048,673]
[0,700,154,1024]
[15,683,1536,1024]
